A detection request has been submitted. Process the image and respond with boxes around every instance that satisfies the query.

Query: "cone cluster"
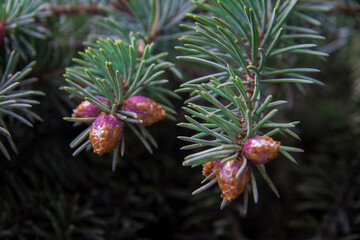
[202,135,280,202]
[72,95,166,155]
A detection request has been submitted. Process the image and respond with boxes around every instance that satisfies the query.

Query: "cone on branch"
[217,158,250,202]
[202,160,221,177]
[122,95,166,126]
[242,136,280,165]
[72,97,108,123]
[90,113,124,156]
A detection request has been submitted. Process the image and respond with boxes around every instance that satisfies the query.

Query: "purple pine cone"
[90,113,124,156]
[243,136,280,165]
[122,96,166,126]
[217,159,250,202]
[202,159,222,177]
[72,97,108,123]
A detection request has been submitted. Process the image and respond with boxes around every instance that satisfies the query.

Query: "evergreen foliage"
[62,36,178,168]
[0,0,50,59]
[0,0,359,239]
[0,51,43,160]
[177,0,328,208]
[288,3,360,238]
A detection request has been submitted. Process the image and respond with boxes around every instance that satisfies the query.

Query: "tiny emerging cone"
[72,97,108,124]
[217,158,250,202]
[242,135,280,165]
[90,113,124,156]
[122,95,166,126]
[137,39,145,57]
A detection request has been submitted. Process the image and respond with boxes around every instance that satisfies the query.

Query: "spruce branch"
[62,37,177,169]
[179,68,300,211]
[177,0,327,93]
[0,50,44,160]
[177,0,328,209]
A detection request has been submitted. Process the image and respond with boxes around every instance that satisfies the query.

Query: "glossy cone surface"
[72,97,108,121]
[243,136,280,164]
[217,159,250,202]
[90,114,124,156]
[202,160,221,177]
[123,96,166,126]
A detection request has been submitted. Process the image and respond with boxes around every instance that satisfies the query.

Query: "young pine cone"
[242,136,280,165]
[72,97,108,123]
[122,96,166,126]
[217,159,250,202]
[90,113,124,156]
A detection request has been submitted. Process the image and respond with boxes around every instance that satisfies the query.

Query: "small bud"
[217,159,250,202]
[202,160,221,177]
[90,113,124,156]
[137,39,145,57]
[0,20,6,44]
[72,97,108,123]
[243,136,280,165]
[123,96,166,126]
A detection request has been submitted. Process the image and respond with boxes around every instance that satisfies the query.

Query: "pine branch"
[177,0,328,209]
[62,37,177,168]
[177,0,327,93]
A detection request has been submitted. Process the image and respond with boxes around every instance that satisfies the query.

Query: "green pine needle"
[63,38,177,159]
[0,51,43,160]
[177,0,328,208]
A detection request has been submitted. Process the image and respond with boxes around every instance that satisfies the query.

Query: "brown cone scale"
[90,113,124,156]
[202,160,221,177]
[122,96,166,126]
[242,135,280,165]
[217,159,250,202]
[72,97,108,124]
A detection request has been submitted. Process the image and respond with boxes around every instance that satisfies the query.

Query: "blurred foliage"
[287,3,360,238]
[0,0,51,60]
[0,51,43,160]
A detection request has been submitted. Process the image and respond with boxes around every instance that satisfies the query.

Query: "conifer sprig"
[179,68,301,210]
[176,0,327,94]
[0,50,43,160]
[62,37,178,168]
[177,0,327,209]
